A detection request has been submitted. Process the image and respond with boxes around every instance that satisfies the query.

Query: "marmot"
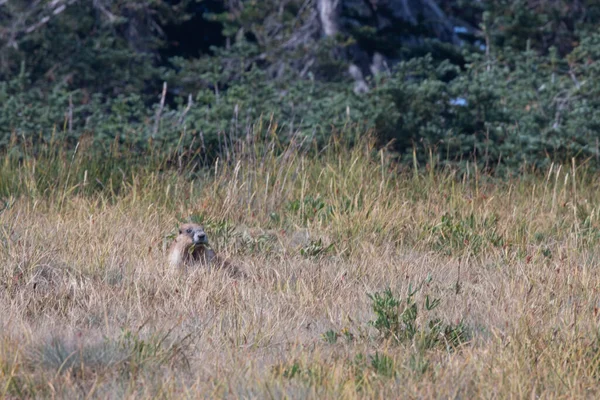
[167,222,245,277]
[168,223,215,268]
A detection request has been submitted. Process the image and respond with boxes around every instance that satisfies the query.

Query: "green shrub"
[6,30,600,173]
[367,283,469,350]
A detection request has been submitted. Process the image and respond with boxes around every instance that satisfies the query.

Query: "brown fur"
[167,222,246,278]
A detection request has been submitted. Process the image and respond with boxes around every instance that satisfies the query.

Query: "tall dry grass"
[2,131,600,398]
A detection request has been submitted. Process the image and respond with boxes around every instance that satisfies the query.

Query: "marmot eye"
[179,230,182,234]
[186,229,192,234]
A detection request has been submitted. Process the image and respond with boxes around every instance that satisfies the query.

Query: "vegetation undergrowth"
[2,130,600,398]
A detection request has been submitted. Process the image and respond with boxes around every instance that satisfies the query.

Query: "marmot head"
[178,223,209,246]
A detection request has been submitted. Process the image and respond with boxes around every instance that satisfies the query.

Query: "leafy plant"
[367,282,469,350]
[300,238,335,259]
[287,196,335,224]
[367,288,402,340]
[370,352,395,378]
[426,212,504,255]
[322,329,339,344]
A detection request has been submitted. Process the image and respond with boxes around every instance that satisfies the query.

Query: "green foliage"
[287,196,335,224]
[322,329,339,344]
[484,0,600,55]
[272,361,326,386]
[425,212,504,256]
[324,278,469,379]
[367,288,402,340]
[188,213,236,251]
[300,238,335,259]
[350,351,396,382]
[11,34,600,173]
[0,1,189,97]
[367,283,469,350]
[4,1,600,173]
[369,352,395,378]
[280,362,302,379]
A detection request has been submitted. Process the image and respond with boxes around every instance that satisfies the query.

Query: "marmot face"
[179,223,208,246]
[168,222,212,269]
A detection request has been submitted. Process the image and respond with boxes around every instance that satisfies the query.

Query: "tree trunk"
[317,0,339,36]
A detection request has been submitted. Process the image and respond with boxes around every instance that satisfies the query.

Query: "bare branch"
[153,81,168,139]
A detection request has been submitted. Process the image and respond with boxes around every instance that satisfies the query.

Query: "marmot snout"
[184,224,208,245]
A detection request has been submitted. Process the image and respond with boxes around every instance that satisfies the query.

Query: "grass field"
[2,132,600,398]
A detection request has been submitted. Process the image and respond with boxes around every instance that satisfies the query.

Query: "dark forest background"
[2,0,600,172]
